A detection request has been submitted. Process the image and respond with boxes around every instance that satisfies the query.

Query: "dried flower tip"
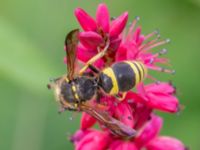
[114,102,118,106]
[135,16,140,21]
[127,116,132,120]
[144,30,159,40]
[58,107,65,114]
[69,116,73,121]
[149,58,154,64]
[111,16,116,21]
[155,80,161,84]
[159,48,168,55]
[159,67,175,74]
[154,29,160,35]
[165,38,171,43]
[127,99,134,104]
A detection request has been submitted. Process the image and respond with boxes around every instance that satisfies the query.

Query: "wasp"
[48,29,147,138]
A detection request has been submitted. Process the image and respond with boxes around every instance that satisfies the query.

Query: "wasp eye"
[47,84,51,89]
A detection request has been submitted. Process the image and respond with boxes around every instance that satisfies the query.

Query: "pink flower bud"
[109,140,138,150]
[79,31,103,49]
[74,8,97,31]
[96,3,110,33]
[135,115,163,148]
[146,136,187,150]
[110,12,128,38]
[80,112,96,129]
[75,130,111,150]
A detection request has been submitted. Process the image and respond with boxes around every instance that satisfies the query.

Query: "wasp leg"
[96,90,102,103]
[79,41,110,75]
[115,92,127,101]
[88,64,100,74]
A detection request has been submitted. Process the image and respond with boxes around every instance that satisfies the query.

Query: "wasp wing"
[80,103,136,138]
[65,29,79,80]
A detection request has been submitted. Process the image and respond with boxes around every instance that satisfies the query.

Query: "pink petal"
[110,38,121,51]
[110,12,128,38]
[147,93,179,113]
[134,104,152,129]
[145,82,175,95]
[71,129,92,144]
[74,8,97,31]
[133,27,141,43]
[135,115,163,148]
[77,45,97,62]
[96,3,110,33]
[125,91,145,104]
[80,112,96,129]
[110,140,138,150]
[115,45,128,61]
[114,101,134,128]
[75,130,111,150]
[79,31,103,49]
[146,136,186,150]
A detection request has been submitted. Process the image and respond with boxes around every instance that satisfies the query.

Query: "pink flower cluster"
[68,3,186,150]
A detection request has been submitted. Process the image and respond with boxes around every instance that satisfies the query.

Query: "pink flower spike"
[110,12,128,38]
[80,112,96,130]
[75,130,111,150]
[79,31,103,49]
[146,136,187,150]
[96,3,110,33]
[110,140,138,150]
[74,8,97,31]
[135,115,163,148]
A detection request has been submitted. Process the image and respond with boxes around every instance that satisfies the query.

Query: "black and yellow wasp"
[48,29,147,138]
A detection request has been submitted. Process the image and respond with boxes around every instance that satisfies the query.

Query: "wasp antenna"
[165,38,171,43]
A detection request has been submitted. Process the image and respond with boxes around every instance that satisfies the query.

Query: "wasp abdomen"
[100,61,147,95]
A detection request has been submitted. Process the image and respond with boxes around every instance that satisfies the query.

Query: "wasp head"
[47,76,79,111]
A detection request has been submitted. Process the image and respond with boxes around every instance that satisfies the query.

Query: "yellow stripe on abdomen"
[124,61,140,85]
[102,68,119,95]
[134,61,144,80]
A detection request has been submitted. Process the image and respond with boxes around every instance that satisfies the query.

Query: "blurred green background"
[0,0,200,149]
